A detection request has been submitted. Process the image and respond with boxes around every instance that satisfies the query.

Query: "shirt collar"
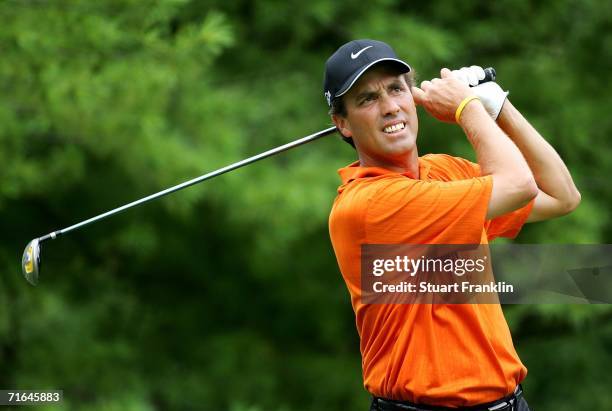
[337,158,431,185]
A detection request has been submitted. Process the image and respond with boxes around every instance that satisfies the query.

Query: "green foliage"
[0,0,610,410]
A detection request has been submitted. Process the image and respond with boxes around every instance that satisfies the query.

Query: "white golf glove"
[452,65,508,120]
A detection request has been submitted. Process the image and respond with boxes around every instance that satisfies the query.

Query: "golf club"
[21,126,337,285]
[21,67,496,285]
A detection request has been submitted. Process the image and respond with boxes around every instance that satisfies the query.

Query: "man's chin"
[383,136,417,155]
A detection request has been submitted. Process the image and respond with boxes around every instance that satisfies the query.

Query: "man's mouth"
[383,122,405,134]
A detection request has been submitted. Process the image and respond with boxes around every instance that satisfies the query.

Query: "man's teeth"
[384,123,405,133]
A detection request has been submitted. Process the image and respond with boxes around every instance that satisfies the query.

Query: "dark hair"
[329,71,416,149]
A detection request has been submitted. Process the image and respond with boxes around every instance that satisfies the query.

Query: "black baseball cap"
[323,39,411,107]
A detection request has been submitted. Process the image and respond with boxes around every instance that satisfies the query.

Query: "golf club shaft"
[38,126,338,243]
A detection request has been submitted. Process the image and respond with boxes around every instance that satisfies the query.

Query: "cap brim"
[335,58,411,98]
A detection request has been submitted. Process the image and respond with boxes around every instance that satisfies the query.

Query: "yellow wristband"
[455,95,480,123]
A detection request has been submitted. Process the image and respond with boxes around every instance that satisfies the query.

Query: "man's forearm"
[459,100,538,219]
[496,100,581,212]
[461,101,529,178]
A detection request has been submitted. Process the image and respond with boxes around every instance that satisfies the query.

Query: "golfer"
[325,39,580,410]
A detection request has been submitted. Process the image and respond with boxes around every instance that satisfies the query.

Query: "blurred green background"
[1,0,611,410]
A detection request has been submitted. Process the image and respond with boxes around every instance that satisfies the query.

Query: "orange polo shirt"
[328,154,534,407]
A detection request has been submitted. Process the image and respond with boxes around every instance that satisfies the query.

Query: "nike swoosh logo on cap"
[351,46,373,59]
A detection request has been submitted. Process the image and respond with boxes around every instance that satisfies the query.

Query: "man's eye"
[360,96,375,105]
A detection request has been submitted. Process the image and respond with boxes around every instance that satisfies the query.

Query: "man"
[325,39,580,411]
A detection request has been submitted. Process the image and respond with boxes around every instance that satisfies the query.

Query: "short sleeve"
[365,175,493,244]
[427,155,482,180]
[433,155,535,241]
[485,199,535,241]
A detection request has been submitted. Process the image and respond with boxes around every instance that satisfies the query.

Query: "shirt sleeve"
[438,155,482,179]
[364,175,493,244]
[484,199,535,240]
[435,155,536,241]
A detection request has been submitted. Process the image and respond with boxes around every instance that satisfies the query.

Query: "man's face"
[333,65,419,165]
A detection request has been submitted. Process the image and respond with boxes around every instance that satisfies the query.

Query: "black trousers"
[369,393,531,411]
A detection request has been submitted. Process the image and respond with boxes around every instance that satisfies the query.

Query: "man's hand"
[411,68,477,123]
[451,66,508,120]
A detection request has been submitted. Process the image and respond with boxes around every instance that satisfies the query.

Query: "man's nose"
[380,94,400,116]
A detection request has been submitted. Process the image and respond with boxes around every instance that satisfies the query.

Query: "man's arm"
[412,69,538,220]
[496,101,581,222]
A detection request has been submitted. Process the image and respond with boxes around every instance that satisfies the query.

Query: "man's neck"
[358,150,420,179]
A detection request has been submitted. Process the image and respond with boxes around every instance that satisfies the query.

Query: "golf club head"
[22,238,41,286]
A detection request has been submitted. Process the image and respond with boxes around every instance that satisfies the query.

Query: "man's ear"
[332,114,352,138]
